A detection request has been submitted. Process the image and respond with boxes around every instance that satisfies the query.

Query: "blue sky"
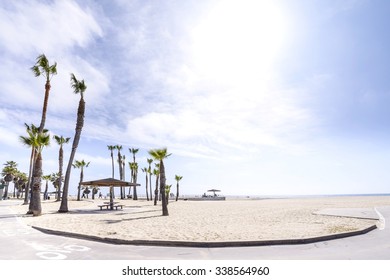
[1,0,390,197]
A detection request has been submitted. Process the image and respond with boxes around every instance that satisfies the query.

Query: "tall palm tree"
[175,175,183,201]
[59,74,87,213]
[73,159,90,201]
[141,167,149,201]
[30,131,50,216]
[147,158,153,201]
[116,145,123,199]
[31,54,57,134]
[148,148,171,216]
[129,148,139,199]
[107,145,116,178]
[129,162,138,200]
[121,154,126,198]
[116,145,123,179]
[53,135,70,201]
[42,174,51,200]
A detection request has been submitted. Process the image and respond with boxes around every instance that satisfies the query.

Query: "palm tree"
[17,172,28,199]
[175,175,183,201]
[116,145,123,179]
[19,123,45,204]
[129,148,139,199]
[121,154,126,198]
[73,159,90,201]
[31,54,57,133]
[1,161,18,199]
[116,145,123,199]
[107,145,116,178]
[50,172,63,200]
[147,158,153,201]
[107,145,117,198]
[141,167,149,201]
[30,131,50,216]
[129,162,138,200]
[59,74,87,213]
[148,148,171,216]
[42,174,51,200]
[53,135,70,201]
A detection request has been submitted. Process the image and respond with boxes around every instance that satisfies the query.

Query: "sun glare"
[191,0,287,86]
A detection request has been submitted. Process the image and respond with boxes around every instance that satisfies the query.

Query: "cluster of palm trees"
[1,161,28,199]
[105,146,183,216]
[15,54,88,216]
[41,172,63,200]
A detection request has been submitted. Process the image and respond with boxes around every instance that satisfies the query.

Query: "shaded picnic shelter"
[207,189,221,197]
[80,177,140,210]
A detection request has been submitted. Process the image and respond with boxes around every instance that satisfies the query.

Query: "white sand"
[9,196,390,242]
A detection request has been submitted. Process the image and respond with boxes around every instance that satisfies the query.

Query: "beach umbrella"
[80,178,140,209]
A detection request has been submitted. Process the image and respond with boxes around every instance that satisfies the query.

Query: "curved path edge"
[31,225,377,248]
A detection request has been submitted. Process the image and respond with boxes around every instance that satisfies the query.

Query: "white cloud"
[0,0,102,57]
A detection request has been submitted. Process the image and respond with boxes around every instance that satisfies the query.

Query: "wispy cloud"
[0,0,102,57]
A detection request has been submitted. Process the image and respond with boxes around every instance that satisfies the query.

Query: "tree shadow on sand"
[102,213,163,224]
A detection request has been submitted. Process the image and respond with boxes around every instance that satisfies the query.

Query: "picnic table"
[98,203,124,210]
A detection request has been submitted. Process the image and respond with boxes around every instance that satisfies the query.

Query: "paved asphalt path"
[1,200,389,260]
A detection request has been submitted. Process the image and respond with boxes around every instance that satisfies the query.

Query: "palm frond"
[70,73,87,95]
[31,65,41,77]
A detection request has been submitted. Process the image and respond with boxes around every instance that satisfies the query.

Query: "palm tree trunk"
[43,180,49,200]
[78,168,84,201]
[133,173,138,200]
[176,182,179,201]
[56,146,63,201]
[77,171,82,201]
[3,182,9,199]
[145,173,149,201]
[15,181,20,198]
[13,179,17,198]
[24,147,35,204]
[111,151,114,178]
[154,175,159,206]
[160,160,168,216]
[38,81,50,133]
[31,153,43,216]
[149,172,152,202]
[59,97,85,213]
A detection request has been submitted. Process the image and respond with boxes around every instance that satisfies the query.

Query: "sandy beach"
[8,196,390,242]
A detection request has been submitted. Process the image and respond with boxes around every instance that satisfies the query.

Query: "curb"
[31,225,377,248]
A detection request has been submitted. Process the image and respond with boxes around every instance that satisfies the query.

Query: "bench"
[113,204,124,210]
